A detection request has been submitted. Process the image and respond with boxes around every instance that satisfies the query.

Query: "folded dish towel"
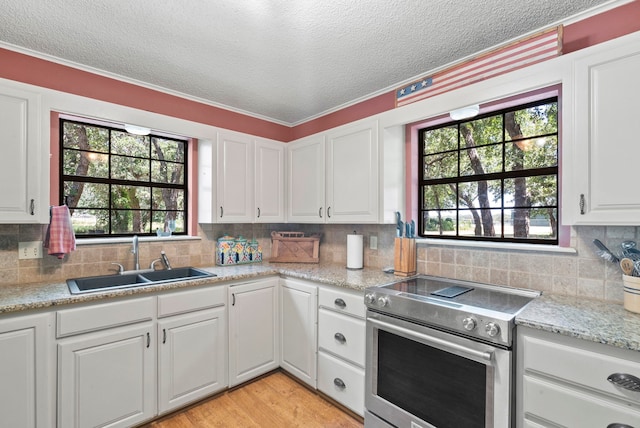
[44,205,76,259]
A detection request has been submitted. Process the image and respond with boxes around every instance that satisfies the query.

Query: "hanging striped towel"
[44,205,76,259]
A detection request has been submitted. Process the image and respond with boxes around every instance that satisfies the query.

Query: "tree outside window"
[60,119,187,237]
[418,97,558,244]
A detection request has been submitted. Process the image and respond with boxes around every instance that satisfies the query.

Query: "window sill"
[76,235,201,246]
[416,238,576,254]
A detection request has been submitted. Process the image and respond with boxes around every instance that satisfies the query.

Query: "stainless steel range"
[364,275,540,428]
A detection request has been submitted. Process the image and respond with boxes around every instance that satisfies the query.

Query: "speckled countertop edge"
[515,293,640,352]
[0,263,404,315]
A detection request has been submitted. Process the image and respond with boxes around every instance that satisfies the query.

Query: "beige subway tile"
[0,269,19,284]
[604,280,624,303]
[509,271,531,288]
[552,276,578,296]
[489,269,509,286]
[552,256,577,277]
[577,258,606,280]
[577,279,605,300]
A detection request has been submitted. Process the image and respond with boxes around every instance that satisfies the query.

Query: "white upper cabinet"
[287,119,380,223]
[0,84,47,223]
[326,120,379,223]
[255,139,285,223]
[287,135,326,222]
[216,131,255,223]
[563,31,640,225]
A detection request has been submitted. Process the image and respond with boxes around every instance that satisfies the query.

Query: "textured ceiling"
[0,0,613,125]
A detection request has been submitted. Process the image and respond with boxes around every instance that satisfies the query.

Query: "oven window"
[377,330,487,427]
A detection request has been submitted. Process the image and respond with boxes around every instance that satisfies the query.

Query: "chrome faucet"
[131,235,140,271]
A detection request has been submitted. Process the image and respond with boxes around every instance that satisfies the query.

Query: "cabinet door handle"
[579,194,585,215]
[607,373,640,392]
[146,332,151,348]
[334,298,346,309]
[319,207,323,218]
[257,207,261,218]
[607,424,635,428]
[333,378,346,389]
[327,206,331,218]
[30,199,35,215]
[162,329,167,344]
[334,332,346,344]
[232,293,236,306]
[220,206,224,218]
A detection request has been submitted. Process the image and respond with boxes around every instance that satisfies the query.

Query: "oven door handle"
[368,318,493,363]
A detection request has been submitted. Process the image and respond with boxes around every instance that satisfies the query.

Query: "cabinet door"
[216,131,254,223]
[255,139,285,222]
[287,135,326,222]
[0,85,47,223]
[197,138,217,223]
[158,307,227,414]
[280,278,317,387]
[58,322,156,428]
[0,313,53,428]
[326,120,379,223]
[565,33,640,224]
[228,277,279,387]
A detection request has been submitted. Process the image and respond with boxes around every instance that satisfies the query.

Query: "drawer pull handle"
[607,424,634,428]
[607,373,640,392]
[162,329,167,344]
[333,378,346,389]
[334,332,346,344]
[146,332,151,348]
[334,298,346,309]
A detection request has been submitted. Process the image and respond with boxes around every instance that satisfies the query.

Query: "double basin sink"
[67,267,216,294]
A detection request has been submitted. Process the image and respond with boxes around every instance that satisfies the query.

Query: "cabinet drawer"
[157,285,226,317]
[318,308,365,367]
[318,351,365,416]
[318,286,365,319]
[57,297,154,337]
[523,375,640,426]
[523,334,640,404]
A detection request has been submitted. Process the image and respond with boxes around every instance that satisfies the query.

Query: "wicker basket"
[270,231,321,263]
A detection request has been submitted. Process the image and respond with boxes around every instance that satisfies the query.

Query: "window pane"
[111,210,151,234]
[458,209,501,238]
[64,182,109,209]
[423,125,458,155]
[151,160,184,184]
[152,138,185,163]
[62,122,109,152]
[459,145,502,176]
[63,150,109,178]
[111,155,150,181]
[504,208,557,240]
[422,210,457,236]
[504,175,557,208]
[459,180,502,209]
[423,184,456,210]
[505,102,557,141]
[506,136,557,171]
[152,211,184,233]
[423,152,457,179]
[459,116,502,146]
[152,188,184,210]
[70,209,109,235]
[111,131,149,157]
[111,185,151,209]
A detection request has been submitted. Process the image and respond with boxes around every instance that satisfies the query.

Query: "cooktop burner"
[365,275,540,347]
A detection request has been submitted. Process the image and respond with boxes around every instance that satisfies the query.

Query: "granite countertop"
[0,263,401,315]
[516,293,640,352]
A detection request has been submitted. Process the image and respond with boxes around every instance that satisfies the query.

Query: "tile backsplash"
[0,223,631,303]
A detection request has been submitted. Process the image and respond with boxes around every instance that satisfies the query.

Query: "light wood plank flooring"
[143,371,364,428]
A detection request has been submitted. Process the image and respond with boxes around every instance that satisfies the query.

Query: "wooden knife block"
[394,238,416,277]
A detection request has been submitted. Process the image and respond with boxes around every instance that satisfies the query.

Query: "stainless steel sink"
[66,267,216,294]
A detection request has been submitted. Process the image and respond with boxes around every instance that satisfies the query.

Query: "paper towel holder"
[346,230,364,270]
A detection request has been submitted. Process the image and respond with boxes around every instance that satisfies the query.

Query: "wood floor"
[143,371,364,428]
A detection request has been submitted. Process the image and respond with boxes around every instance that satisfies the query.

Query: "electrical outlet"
[370,235,378,250]
[18,241,43,259]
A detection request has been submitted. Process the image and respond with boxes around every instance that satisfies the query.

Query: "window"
[418,97,558,244]
[60,118,188,237]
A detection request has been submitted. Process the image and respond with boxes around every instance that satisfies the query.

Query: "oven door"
[365,311,512,428]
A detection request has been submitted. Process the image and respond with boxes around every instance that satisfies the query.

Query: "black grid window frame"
[417,97,559,245]
[59,118,188,238]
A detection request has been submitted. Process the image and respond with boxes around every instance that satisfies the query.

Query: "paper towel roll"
[347,233,363,269]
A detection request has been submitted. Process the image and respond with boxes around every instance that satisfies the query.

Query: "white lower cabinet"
[280,278,318,388]
[317,285,366,416]
[228,277,280,387]
[0,312,54,428]
[517,326,640,427]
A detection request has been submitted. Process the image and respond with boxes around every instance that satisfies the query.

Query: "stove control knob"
[364,293,376,305]
[377,296,389,307]
[485,322,501,338]
[462,317,477,331]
